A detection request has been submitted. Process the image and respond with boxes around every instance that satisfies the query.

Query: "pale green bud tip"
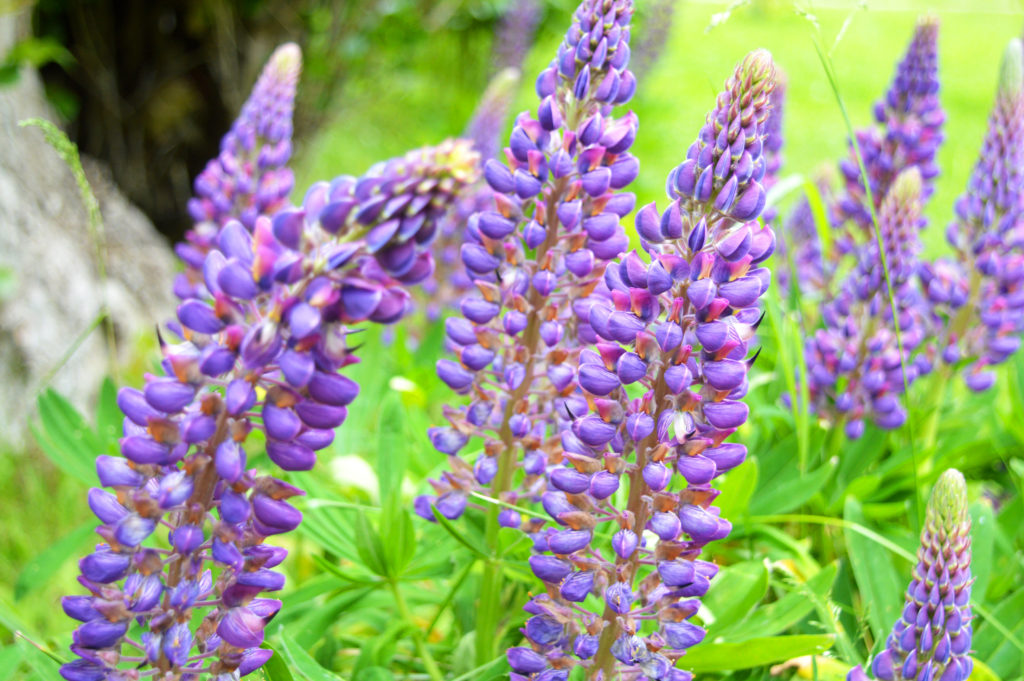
[999,38,1023,99]
[928,468,969,530]
[740,49,775,85]
[269,43,303,78]
[891,166,923,203]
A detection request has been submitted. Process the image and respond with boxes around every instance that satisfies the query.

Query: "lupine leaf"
[353,513,389,577]
[95,376,121,452]
[14,634,63,679]
[261,643,296,681]
[376,392,407,507]
[844,496,903,645]
[705,560,770,635]
[278,631,346,681]
[750,459,835,514]
[353,668,394,681]
[973,586,1024,661]
[716,457,759,521]
[430,507,490,559]
[14,520,94,600]
[678,634,834,672]
[727,563,839,641]
[969,500,996,601]
[351,619,408,678]
[32,389,100,484]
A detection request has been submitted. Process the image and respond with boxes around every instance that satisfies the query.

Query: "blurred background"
[3,1,1024,680]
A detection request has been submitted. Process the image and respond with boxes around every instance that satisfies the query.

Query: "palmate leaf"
[678,634,834,672]
[703,560,770,636]
[750,458,836,515]
[32,389,104,485]
[277,631,346,681]
[726,562,839,642]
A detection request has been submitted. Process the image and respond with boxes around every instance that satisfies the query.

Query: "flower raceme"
[805,167,931,438]
[59,44,479,681]
[924,38,1024,391]
[847,469,973,681]
[417,0,639,528]
[506,49,778,681]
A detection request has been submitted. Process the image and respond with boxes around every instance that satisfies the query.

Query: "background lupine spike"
[465,67,523,162]
[927,37,1024,392]
[176,43,303,300]
[847,469,972,681]
[58,136,477,681]
[492,0,543,74]
[630,0,678,78]
[761,69,786,226]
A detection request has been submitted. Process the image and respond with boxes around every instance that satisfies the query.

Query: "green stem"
[390,579,446,681]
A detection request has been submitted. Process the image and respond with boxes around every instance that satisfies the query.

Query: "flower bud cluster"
[805,168,931,438]
[417,0,639,525]
[60,50,479,678]
[847,469,973,681]
[176,44,301,300]
[925,39,1024,391]
[506,49,778,681]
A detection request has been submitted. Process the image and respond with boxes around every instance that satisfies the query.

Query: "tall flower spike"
[847,469,973,681]
[59,139,478,681]
[418,0,637,524]
[507,49,777,681]
[418,0,638,668]
[806,167,931,438]
[492,0,543,74]
[835,17,943,238]
[177,44,302,300]
[925,38,1024,391]
[630,0,678,79]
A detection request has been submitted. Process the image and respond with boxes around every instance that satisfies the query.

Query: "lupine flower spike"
[923,38,1024,391]
[630,0,678,79]
[176,44,302,300]
[59,69,479,681]
[418,0,639,529]
[806,167,931,438]
[848,469,973,681]
[506,49,778,681]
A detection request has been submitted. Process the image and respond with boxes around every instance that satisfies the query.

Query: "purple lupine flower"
[511,49,778,681]
[629,0,678,79]
[417,0,638,524]
[805,167,931,437]
[847,469,973,681]
[492,0,543,74]
[835,17,943,239]
[176,44,302,300]
[925,38,1024,390]
[60,140,479,681]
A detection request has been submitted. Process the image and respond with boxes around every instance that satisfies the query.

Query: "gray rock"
[0,11,177,442]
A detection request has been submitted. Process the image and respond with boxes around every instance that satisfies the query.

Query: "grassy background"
[4,1,1024,679]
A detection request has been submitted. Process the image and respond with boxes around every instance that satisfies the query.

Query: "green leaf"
[679,634,834,672]
[15,520,94,600]
[969,501,996,601]
[704,560,770,635]
[95,376,121,451]
[354,668,394,681]
[431,507,490,559]
[844,496,903,646]
[14,635,64,680]
[0,646,24,680]
[376,393,407,507]
[728,563,839,641]
[716,458,759,521]
[380,508,416,577]
[353,513,389,577]
[277,631,346,681]
[32,389,102,484]
[750,459,835,515]
[261,643,296,681]
[973,587,1024,662]
[969,656,1002,681]
[351,620,409,678]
